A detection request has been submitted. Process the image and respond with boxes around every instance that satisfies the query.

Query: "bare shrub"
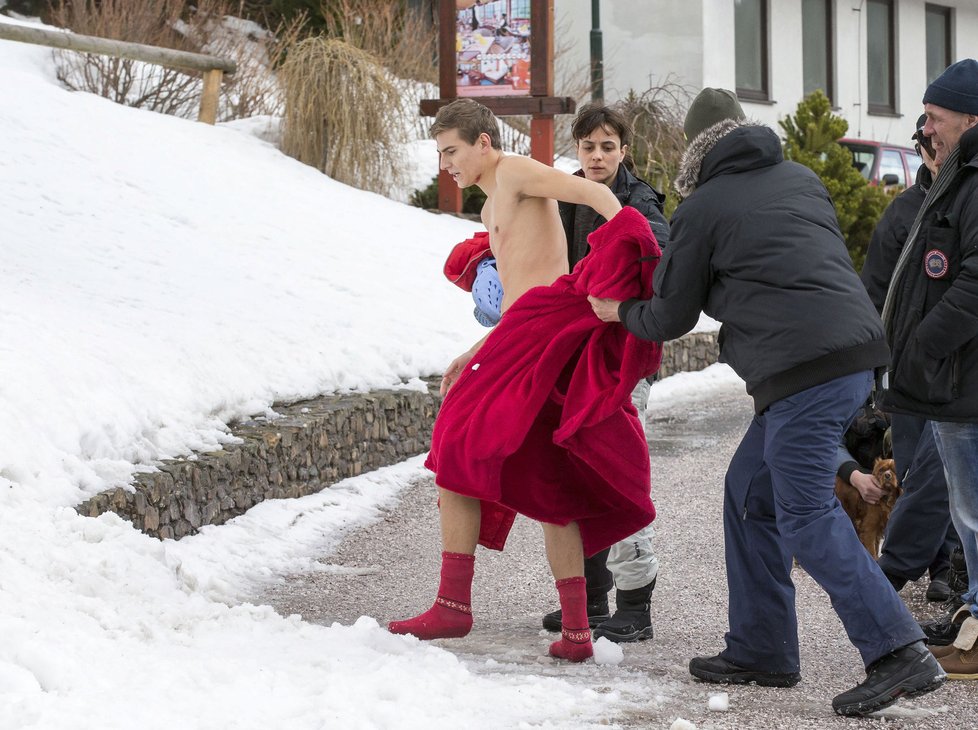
[321,0,436,84]
[617,79,693,217]
[195,8,305,120]
[46,0,300,121]
[48,0,204,116]
[279,36,406,197]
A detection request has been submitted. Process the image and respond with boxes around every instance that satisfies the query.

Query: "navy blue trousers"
[879,413,959,581]
[720,371,924,672]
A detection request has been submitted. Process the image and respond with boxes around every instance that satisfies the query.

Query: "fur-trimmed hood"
[674,118,781,198]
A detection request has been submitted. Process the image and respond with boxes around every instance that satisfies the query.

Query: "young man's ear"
[478,132,492,151]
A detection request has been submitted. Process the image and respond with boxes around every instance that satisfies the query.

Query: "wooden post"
[436,0,462,213]
[529,0,555,166]
[198,69,223,125]
[530,116,554,166]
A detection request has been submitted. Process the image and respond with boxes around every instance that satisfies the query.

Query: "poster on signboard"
[455,0,531,96]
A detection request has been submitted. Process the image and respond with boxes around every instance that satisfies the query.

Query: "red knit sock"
[388,551,474,639]
[549,576,593,662]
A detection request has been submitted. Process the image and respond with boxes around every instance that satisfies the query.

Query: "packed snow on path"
[0,15,732,730]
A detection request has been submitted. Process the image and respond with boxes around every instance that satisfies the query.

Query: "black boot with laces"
[832,641,946,717]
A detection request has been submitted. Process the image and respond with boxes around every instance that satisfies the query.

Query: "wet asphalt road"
[260,385,975,729]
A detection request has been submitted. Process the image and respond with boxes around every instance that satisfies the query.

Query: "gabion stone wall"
[76,381,443,539]
[658,332,719,379]
[76,332,718,539]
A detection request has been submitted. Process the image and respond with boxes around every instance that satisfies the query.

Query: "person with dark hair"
[589,87,945,715]
[538,103,669,643]
[388,98,664,664]
[882,59,978,680]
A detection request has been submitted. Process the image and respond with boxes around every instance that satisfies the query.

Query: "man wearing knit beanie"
[683,88,746,142]
[589,86,946,715]
[883,57,978,682]
[921,59,978,167]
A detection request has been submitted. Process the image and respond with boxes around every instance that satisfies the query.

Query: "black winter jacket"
[861,166,931,312]
[619,121,888,414]
[558,165,670,268]
[882,126,978,422]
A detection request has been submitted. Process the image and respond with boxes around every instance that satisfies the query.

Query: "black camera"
[915,128,935,159]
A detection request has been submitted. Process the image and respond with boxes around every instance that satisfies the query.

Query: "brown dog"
[834,458,901,557]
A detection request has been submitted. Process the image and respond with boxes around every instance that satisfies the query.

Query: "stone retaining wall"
[658,331,719,379]
[77,331,719,539]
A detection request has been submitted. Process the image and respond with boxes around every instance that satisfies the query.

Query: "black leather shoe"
[832,641,945,717]
[541,597,610,632]
[688,654,800,688]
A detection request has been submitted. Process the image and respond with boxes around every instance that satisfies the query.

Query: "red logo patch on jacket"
[924,249,949,279]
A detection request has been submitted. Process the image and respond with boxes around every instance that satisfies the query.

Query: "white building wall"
[555,0,978,145]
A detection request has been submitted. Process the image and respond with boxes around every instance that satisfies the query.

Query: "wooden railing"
[0,22,236,124]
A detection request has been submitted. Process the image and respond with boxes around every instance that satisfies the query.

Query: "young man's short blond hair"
[429,98,502,149]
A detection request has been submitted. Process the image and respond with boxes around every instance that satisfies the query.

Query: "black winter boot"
[947,546,969,596]
[921,603,971,646]
[542,595,609,632]
[832,641,945,716]
[592,578,656,643]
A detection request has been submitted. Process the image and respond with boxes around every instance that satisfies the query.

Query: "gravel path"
[260,387,975,729]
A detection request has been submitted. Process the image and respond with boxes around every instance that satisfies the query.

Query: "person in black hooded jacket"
[881,59,978,680]
[589,88,944,716]
[861,117,961,605]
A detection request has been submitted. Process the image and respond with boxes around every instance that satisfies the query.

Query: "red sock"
[549,576,593,662]
[388,551,474,639]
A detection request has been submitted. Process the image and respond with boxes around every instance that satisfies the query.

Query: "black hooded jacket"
[619,121,888,413]
[882,125,978,422]
[860,165,932,312]
[558,165,670,268]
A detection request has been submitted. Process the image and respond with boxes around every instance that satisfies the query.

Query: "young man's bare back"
[389,98,627,663]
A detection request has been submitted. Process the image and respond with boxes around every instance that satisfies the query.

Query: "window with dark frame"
[925,4,953,85]
[867,0,896,114]
[802,0,834,103]
[735,0,769,101]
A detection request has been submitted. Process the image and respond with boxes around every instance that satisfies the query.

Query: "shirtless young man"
[388,98,624,661]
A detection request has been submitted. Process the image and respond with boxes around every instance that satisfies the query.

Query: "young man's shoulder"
[496,153,544,176]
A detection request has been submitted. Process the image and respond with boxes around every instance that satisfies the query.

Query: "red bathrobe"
[425,206,663,557]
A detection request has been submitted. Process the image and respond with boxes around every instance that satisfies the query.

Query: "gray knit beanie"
[683,88,746,142]
[922,59,978,114]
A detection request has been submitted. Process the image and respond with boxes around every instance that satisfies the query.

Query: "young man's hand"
[588,295,622,322]
[441,349,476,395]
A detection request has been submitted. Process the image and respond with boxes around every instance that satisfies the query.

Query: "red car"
[839,138,922,189]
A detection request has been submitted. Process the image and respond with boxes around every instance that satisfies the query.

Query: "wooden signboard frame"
[420,0,575,212]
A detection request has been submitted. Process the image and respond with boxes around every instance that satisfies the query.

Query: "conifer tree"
[779,90,891,270]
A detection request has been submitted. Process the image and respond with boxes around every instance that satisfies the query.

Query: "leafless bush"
[321,0,436,84]
[48,0,203,116]
[617,79,693,216]
[279,36,407,197]
[46,0,300,121]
